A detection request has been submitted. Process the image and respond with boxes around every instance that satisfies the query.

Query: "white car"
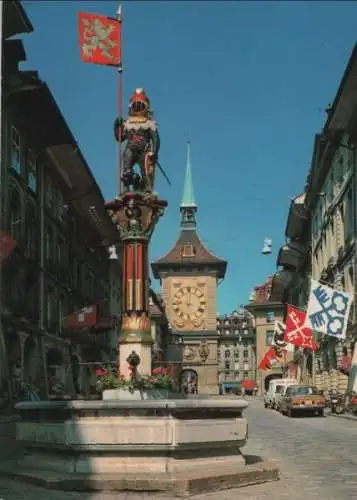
[264,378,297,409]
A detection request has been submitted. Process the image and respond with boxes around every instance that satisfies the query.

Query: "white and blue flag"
[306,279,352,340]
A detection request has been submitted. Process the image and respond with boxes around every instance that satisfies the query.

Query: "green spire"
[180,141,197,208]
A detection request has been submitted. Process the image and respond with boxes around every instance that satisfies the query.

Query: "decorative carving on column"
[105,192,167,368]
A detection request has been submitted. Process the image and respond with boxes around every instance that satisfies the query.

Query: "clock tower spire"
[151,142,227,395]
[180,141,197,230]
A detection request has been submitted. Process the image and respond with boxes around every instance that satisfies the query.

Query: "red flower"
[96,369,109,376]
[152,367,169,376]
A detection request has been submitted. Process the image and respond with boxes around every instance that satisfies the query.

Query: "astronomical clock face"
[172,285,206,328]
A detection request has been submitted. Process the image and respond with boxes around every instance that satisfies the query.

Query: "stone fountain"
[0,88,279,495]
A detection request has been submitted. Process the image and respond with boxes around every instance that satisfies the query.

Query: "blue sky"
[22,0,357,313]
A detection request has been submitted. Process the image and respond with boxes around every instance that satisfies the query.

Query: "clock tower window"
[182,244,195,257]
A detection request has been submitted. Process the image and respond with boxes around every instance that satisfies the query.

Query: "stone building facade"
[245,277,290,395]
[151,143,227,394]
[0,1,121,405]
[217,308,256,394]
[270,43,357,393]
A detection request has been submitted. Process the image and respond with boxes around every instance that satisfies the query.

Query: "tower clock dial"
[172,286,206,327]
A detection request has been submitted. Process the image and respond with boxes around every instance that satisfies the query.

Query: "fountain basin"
[0,398,279,496]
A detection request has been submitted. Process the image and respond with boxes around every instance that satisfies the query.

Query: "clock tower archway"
[151,143,227,394]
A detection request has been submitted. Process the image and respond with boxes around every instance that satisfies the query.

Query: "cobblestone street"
[2,399,357,499]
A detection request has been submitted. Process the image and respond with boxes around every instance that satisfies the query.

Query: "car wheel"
[318,409,324,417]
[264,402,268,408]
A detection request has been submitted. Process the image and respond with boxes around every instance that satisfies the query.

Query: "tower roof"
[180,142,196,208]
[151,143,227,279]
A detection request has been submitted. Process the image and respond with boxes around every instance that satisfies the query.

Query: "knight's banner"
[284,305,318,351]
[78,12,121,66]
[306,280,352,340]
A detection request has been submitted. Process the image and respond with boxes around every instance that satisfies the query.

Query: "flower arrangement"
[95,365,174,394]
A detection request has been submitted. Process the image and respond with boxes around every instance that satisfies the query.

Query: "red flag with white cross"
[66,305,98,329]
[284,305,318,351]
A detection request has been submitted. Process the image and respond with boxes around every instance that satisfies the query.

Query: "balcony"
[277,242,305,270]
[285,193,308,239]
[270,269,294,301]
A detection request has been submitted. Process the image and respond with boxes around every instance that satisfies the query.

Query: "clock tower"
[151,143,227,394]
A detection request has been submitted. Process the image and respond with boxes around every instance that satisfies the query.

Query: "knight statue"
[114,88,160,193]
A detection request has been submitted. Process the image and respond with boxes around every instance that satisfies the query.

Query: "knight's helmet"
[129,88,152,117]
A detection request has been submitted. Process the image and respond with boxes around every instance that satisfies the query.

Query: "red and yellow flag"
[78,12,121,67]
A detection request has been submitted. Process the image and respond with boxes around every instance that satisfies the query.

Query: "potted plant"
[96,351,175,400]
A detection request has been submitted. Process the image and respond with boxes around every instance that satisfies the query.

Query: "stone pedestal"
[0,398,279,495]
[106,192,167,377]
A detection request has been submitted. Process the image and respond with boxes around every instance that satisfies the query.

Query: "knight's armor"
[114,88,160,192]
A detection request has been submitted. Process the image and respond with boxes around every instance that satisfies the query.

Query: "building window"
[10,126,21,173]
[57,191,66,222]
[224,362,230,370]
[46,286,57,328]
[344,189,353,242]
[234,351,239,359]
[57,236,66,267]
[234,362,239,371]
[243,371,249,378]
[224,349,230,359]
[58,294,66,334]
[26,203,37,260]
[45,175,54,209]
[265,330,274,346]
[8,187,22,243]
[45,226,54,264]
[182,244,195,257]
[26,148,37,192]
[243,349,248,359]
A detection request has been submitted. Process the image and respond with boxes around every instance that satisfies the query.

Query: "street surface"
[1,399,357,499]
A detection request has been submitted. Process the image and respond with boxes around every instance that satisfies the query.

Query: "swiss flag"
[66,305,97,329]
[284,305,318,351]
[0,232,16,262]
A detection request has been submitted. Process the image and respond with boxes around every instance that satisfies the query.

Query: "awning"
[241,379,255,390]
[222,382,241,389]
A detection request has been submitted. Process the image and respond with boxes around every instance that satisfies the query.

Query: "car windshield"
[275,385,283,393]
[287,386,316,396]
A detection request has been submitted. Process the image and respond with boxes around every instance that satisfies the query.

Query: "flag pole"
[117,3,123,195]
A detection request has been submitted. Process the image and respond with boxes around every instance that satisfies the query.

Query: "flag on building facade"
[78,12,121,66]
[284,305,318,351]
[66,305,98,329]
[272,320,294,352]
[306,280,352,340]
[0,231,16,262]
[258,345,285,371]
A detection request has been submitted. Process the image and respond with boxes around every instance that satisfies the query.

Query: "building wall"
[0,7,119,405]
[160,273,219,394]
[217,310,256,389]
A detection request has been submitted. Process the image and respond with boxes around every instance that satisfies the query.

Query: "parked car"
[264,378,297,409]
[280,385,325,417]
